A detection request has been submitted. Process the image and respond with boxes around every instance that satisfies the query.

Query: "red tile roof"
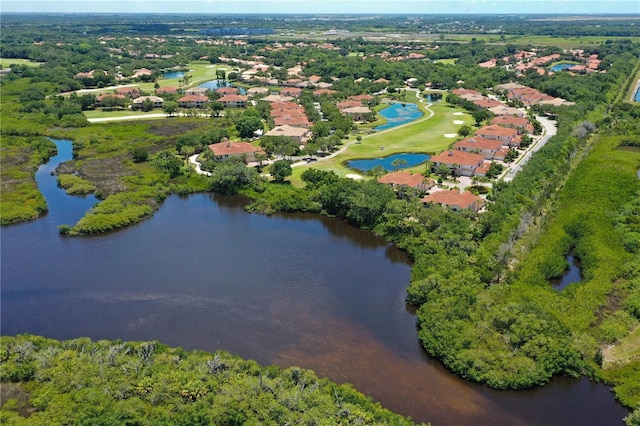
[491,115,533,132]
[218,94,248,102]
[430,150,485,166]
[216,87,240,95]
[178,95,209,102]
[208,141,265,156]
[454,136,503,151]
[421,190,483,210]
[476,125,518,138]
[378,171,427,188]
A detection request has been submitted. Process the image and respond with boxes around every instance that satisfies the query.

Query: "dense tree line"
[0,335,419,425]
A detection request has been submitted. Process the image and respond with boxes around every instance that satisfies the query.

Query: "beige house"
[378,171,435,193]
[422,190,485,212]
[342,106,372,122]
[178,95,209,108]
[264,125,311,144]
[208,141,266,162]
[132,95,164,109]
[430,150,485,177]
[218,94,248,108]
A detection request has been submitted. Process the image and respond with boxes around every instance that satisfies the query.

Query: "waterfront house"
[178,94,209,108]
[264,125,312,144]
[218,94,248,108]
[378,171,435,193]
[132,95,164,110]
[430,150,485,177]
[421,190,485,212]
[454,136,504,160]
[208,141,266,162]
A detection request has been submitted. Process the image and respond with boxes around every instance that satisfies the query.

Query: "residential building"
[430,150,485,177]
[421,190,485,212]
[342,106,372,122]
[491,115,534,134]
[96,93,125,107]
[454,136,503,160]
[280,87,303,97]
[475,125,518,145]
[378,171,435,193]
[208,141,266,162]
[218,94,248,108]
[184,87,209,96]
[178,94,209,108]
[132,96,164,110]
[216,86,240,96]
[264,125,311,143]
[116,87,140,98]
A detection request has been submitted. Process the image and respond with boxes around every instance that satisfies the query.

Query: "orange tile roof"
[178,95,209,102]
[421,190,482,210]
[216,87,240,95]
[208,142,265,156]
[476,125,518,138]
[378,171,425,188]
[454,136,503,151]
[430,150,485,166]
[218,94,248,102]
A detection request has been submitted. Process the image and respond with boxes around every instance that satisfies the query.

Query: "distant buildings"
[199,27,274,36]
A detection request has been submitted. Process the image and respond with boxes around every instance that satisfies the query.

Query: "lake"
[347,153,431,172]
[163,70,185,79]
[635,84,640,102]
[197,80,246,94]
[0,139,629,425]
[550,63,577,72]
[375,102,423,131]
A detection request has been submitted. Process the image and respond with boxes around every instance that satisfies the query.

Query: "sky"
[2,0,639,15]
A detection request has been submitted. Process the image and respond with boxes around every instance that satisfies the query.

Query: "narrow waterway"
[0,140,629,425]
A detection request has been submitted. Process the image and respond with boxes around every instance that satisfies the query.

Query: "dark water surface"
[550,254,582,290]
[347,153,431,172]
[1,140,629,425]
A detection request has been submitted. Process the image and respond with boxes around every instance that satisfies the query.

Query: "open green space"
[291,101,472,183]
[0,58,42,68]
[604,327,640,368]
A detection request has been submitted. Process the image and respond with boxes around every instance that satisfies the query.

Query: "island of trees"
[1,12,640,425]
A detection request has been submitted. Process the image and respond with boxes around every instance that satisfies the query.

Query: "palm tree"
[391,158,408,171]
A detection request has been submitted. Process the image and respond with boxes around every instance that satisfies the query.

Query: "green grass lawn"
[604,326,640,367]
[0,58,42,68]
[83,109,168,120]
[290,100,472,184]
[433,58,457,65]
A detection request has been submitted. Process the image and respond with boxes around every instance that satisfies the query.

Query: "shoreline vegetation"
[2,13,640,425]
[0,334,420,425]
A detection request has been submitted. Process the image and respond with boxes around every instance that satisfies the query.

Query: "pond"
[549,63,577,72]
[197,79,246,94]
[347,153,431,172]
[550,254,582,290]
[0,139,630,426]
[375,102,423,131]
[635,84,640,102]
[163,70,185,79]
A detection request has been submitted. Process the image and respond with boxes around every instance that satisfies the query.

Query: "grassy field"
[0,58,42,68]
[290,99,472,185]
[75,61,233,96]
[603,326,640,368]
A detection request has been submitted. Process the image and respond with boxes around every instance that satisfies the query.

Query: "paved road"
[503,115,557,182]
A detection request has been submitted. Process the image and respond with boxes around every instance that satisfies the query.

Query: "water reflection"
[0,140,629,426]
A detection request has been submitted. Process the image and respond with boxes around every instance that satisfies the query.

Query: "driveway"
[503,115,557,182]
